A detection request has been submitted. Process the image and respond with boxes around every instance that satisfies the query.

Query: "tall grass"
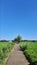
[0,42,14,65]
[20,41,37,65]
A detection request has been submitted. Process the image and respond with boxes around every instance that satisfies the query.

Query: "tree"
[13,35,22,43]
[13,38,17,42]
[16,35,22,43]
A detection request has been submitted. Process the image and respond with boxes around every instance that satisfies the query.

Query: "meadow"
[0,41,14,65]
[20,41,37,65]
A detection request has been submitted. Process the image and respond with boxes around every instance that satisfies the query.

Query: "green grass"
[20,41,37,65]
[0,42,14,65]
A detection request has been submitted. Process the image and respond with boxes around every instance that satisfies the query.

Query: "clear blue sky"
[0,0,37,40]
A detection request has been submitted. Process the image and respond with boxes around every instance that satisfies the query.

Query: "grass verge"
[0,42,14,65]
[20,41,37,65]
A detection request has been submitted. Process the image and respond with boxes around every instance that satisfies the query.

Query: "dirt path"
[6,44,30,65]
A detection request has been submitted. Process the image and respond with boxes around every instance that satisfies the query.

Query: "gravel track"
[6,44,30,65]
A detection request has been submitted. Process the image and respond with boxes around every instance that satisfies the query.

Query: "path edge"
[4,44,15,65]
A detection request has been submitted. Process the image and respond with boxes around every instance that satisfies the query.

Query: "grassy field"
[0,42,14,65]
[20,41,37,65]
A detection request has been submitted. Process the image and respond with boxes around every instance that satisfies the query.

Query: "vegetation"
[20,41,37,65]
[0,40,9,42]
[13,35,22,43]
[0,41,14,65]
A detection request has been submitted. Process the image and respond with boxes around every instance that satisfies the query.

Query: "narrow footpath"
[6,44,30,65]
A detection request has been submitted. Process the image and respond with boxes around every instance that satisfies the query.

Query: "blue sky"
[0,0,37,40]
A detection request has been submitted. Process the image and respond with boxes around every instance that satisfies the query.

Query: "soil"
[6,44,30,65]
